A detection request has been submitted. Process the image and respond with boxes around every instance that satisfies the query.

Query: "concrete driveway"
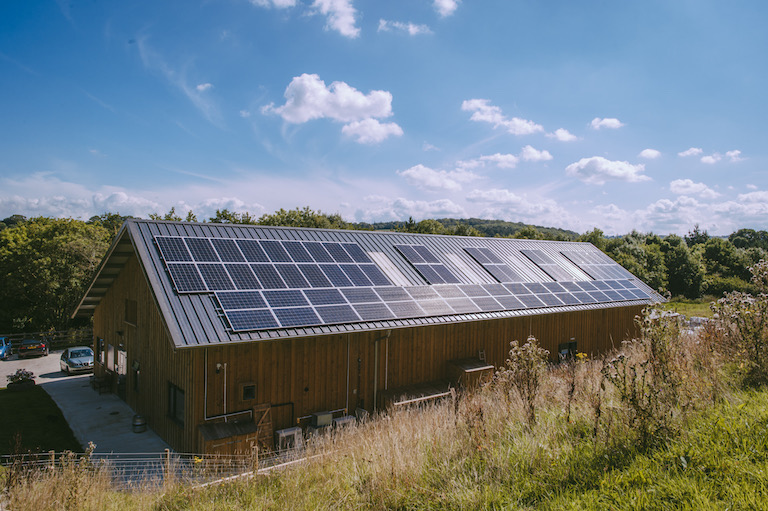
[2,349,169,454]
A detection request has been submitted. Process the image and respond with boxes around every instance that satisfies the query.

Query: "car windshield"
[70,349,92,358]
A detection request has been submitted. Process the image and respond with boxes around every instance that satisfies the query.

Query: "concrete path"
[2,350,170,454]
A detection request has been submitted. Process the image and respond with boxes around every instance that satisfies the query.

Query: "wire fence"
[0,447,306,491]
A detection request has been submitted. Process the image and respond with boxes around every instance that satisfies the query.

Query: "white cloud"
[311,0,359,38]
[590,117,624,130]
[520,145,553,162]
[250,0,296,7]
[196,83,213,92]
[669,179,720,199]
[356,197,466,222]
[397,164,478,191]
[678,147,702,157]
[701,153,722,164]
[738,190,768,203]
[726,150,744,162]
[422,142,439,152]
[461,99,544,136]
[747,184,758,190]
[479,153,519,169]
[434,0,460,17]
[378,19,432,35]
[341,118,403,144]
[565,156,650,185]
[466,188,521,205]
[547,128,578,142]
[239,110,251,118]
[638,148,661,160]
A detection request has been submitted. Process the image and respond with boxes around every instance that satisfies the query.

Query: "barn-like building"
[73,219,661,454]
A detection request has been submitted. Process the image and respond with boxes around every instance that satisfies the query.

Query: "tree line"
[1,208,765,333]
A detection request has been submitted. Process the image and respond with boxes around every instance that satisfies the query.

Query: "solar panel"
[523,283,548,294]
[413,264,445,284]
[304,288,346,306]
[494,295,525,309]
[375,287,411,302]
[483,283,511,296]
[504,283,530,295]
[251,264,287,289]
[323,242,354,263]
[353,302,395,321]
[342,243,372,263]
[560,281,582,292]
[571,291,595,304]
[304,242,334,263]
[167,263,206,292]
[446,298,480,313]
[464,247,492,264]
[262,289,309,308]
[226,264,261,290]
[215,291,267,310]
[405,286,439,300]
[315,304,360,324]
[341,287,381,303]
[237,240,270,262]
[156,237,192,262]
[603,290,624,301]
[518,294,545,308]
[432,264,461,284]
[576,281,598,292]
[543,282,566,293]
[299,264,333,288]
[520,249,574,281]
[395,245,425,263]
[395,244,460,284]
[460,284,490,297]
[588,291,610,302]
[211,239,245,262]
[472,296,501,312]
[340,264,373,286]
[275,264,310,289]
[260,240,292,262]
[388,301,425,318]
[616,289,636,300]
[283,241,314,263]
[433,285,466,298]
[198,264,235,291]
[592,281,612,291]
[536,293,563,306]
[359,264,391,286]
[413,245,441,263]
[321,264,354,287]
[186,238,219,262]
[226,309,278,331]
[273,307,320,327]
[417,300,454,315]
[555,293,581,305]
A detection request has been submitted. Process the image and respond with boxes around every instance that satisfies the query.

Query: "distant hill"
[351,217,579,240]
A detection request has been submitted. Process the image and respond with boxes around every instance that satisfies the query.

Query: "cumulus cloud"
[397,164,478,191]
[479,153,519,169]
[638,148,661,159]
[263,73,401,143]
[520,145,553,162]
[726,150,744,162]
[565,156,649,185]
[590,117,624,130]
[250,0,296,7]
[678,147,703,157]
[547,128,578,142]
[311,0,359,38]
[670,179,720,199]
[434,0,460,17]
[196,83,213,92]
[700,153,722,164]
[738,190,768,203]
[378,19,432,35]
[461,99,544,136]
[356,197,465,222]
[341,118,403,144]
[466,188,521,205]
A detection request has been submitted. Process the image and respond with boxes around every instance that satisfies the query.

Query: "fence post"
[49,450,55,471]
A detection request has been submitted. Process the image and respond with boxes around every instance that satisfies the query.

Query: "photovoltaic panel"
[198,264,235,291]
[483,283,510,296]
[273,307,320,327]
[316,304,360,324]
[536,293,563,307]
[617,289,637,300]
[167,263,206,292]
[555,293,581,305]
[405,286,439,300]
[413,264,444,284]
[226,264,261,290]
[413,245,440,263]
[571,291,595,304]
[340,264,373,286]
[275,264,310,289]
[494,295,525,309]
[432,264,461,284]
[446,298,480,313]
[395,244,460,284]
[576,281,598,292]
[560,281,582,292]
[304,242,334,263]
[359,264,391,286]
[464,247,492,264]
[417,300,454,315]
[504,283,530,295]
[395,245,425,263]
[299,265,333,288]
[523,283,548,294]
[237,240,270,262]
[433,285,466,298]
[342,243,372,263]
[543,282,566,293]
[226,309,278,331]
[472,296,501,312]
[304,288,346,306]
[388,301,425,318]
[605,280,624,290]
[215,291,267,310]
[341,287,381,303]
[260,240,292,262]
[321,264,354,287]
[211,238,245,262]
[283,241,314,262]
[460,284,489,297]
[463,247,524,283]
[186,238,219,262]
[353,302,395,321]
[588,291,610,302]
[520,249,573,281]
[603,290,624,301]
[518,294,546,308]
[324,242,354,263]
[262,289,308,308]
[592,281,612,291]
[156,237,192,262]
[251,264,286,289]
[375,287,411,302]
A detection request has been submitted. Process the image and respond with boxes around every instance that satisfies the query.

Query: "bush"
[496,336,549,426]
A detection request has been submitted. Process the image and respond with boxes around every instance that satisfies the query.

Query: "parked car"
[60,346,94,375]
[0,337,11,360]
[17,339,48,359]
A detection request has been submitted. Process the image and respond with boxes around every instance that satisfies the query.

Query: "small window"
[125,299,138,325]
[168,382,185,426]
[241,383,256,401]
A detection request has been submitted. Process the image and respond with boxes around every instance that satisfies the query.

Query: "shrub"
[7,369,34,385]
[496,336,549,426]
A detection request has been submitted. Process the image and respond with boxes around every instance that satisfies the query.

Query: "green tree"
[664,238,703,298]
[257,207,348,229]
[209,209,258,224]
[0,218,110,332]
[578,227,606,251]
[684,224,710,247]
[87,213,133,240]
[513,225,545,240]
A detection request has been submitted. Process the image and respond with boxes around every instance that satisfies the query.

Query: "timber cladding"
[94,253,641,453]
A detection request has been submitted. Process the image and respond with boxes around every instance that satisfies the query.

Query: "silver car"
[59,346,94,375]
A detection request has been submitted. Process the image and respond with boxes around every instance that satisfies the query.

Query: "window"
[241,383,256,401]
[96,338,105,365]
[558,339,578,360]
[125,299,138,325]
[168,383,185,426]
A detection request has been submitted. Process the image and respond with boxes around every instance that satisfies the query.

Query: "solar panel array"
[464,247,525,282]
[155,235,651,333]
[394,245,461,284]
[560,250,631,280]
[520,249,575,281]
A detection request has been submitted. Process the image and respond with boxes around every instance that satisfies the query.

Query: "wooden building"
[73,219,661,454]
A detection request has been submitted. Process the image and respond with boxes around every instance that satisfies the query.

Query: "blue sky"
[1,1,766,235]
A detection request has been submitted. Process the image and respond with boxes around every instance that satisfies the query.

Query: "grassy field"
[0,385,81,454]
[663,298,715,318]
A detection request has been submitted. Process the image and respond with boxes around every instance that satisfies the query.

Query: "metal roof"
[73,219,663,349]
